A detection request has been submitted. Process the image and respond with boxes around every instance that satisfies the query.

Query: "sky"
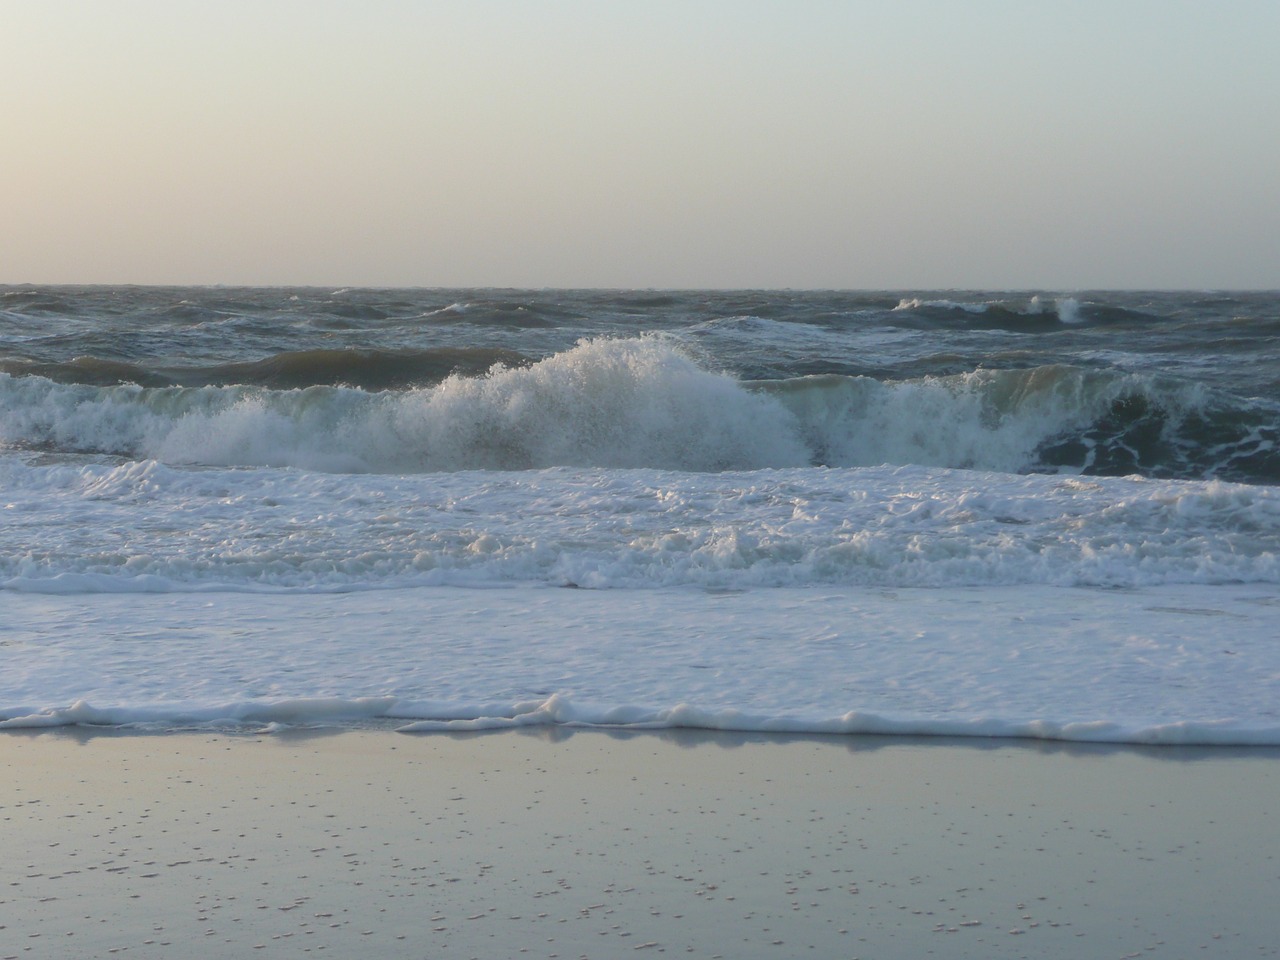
[3,0,1277,289]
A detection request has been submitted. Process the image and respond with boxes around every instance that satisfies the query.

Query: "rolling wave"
[0,346,531,390]
[2,337,1275,481]
[764,364,1279,483]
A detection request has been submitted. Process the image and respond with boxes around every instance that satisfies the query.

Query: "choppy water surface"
[3,287,1278,742]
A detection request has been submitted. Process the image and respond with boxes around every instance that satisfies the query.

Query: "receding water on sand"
[4,729,1278,959]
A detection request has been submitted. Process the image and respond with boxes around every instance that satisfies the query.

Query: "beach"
[4,729,1277,959]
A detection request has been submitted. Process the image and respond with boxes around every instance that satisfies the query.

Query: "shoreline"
[8,582,1280,746]
[3,728,1277,959]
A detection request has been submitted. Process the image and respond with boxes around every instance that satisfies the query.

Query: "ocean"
[2,286,1278,743]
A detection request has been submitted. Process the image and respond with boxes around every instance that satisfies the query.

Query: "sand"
[2,727,1277,959]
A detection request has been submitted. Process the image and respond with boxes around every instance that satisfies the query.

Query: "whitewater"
[2,287,1278,744]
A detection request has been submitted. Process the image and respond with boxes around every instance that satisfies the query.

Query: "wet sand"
[2,728,1277,959]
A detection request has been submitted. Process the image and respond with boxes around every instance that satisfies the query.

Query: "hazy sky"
[3,1,1277,288]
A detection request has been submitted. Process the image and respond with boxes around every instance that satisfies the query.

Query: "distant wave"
[2,337,1276,482]
[0,346,531,390]
[890,295,1152,330]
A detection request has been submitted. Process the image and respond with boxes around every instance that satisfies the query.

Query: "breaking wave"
[2,337,1276,482]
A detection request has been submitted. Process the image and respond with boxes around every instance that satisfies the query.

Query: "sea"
[2,286,1278,744]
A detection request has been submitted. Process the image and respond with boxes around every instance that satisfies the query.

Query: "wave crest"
[2,338,1275,481]
[0,338,808,472]
[890,295,1149,329]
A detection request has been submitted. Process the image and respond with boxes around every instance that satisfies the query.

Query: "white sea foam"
[3,584,1278,745]
[2,459,1277,593]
